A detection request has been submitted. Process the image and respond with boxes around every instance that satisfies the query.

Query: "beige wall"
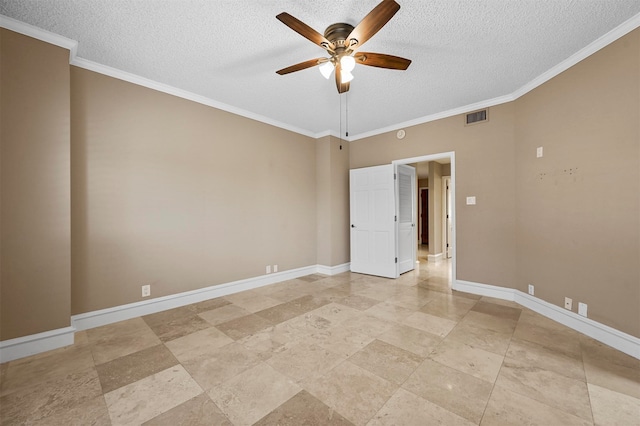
[1,30,71,340]
[71,67,318,314]
[1,24,638,343]
[316,136,350,267]
[350,102,519,290]
[428,162,443,256]
[514,30,639,336]
[350,29,639,337]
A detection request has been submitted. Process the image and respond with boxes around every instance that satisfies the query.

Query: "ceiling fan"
[276,0,412,93]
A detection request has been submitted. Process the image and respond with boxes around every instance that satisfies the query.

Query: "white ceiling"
[1,1,639,139]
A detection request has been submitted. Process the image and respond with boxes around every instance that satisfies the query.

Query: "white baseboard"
[427,253,443,262]
[1,263,350,362]
[0,326,75,363]
[454,279,640,360]
[317,262,350,275]
[72,264,321,331]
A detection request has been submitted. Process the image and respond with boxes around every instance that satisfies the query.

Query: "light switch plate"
[466,196,476,205]
[578,302,588,317]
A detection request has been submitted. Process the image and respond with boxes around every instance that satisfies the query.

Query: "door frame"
[392,152,456,285]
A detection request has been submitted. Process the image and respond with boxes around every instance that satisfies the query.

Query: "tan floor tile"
[208,362,301,426]
[237,325,299,360]
[337,295,381,311]
[512,317,582,358]
[225,293,281,313]
[143,393,232,425]
[267,341,346,382]
[401,311,457,337]
[197,304,252,325]
[29,394,111,426]
[96,344,178,393]
[215,313,274,340]
[314,325,375,358]
[1,343,95,396]
[430,338,504,383]
[471,300,522,321]
[402,359,493,424]
[460,310,518,334]
[419,293,477,321]
[0,367,103,424]
[269,285,315,302]
[368,388,474,426]
[377,323,441,358]
[87,317,162,365]
[180,342,261,391]
[279,312,335,339]
[164,326,234,361]
[446,320,512,356]
[496,360,593,421]
[343,313,396,338]
[188,297,231,313]
[481,385,592,426]
[312,302,362,324]
[142,306,212,342]
[588,383,640,426]
[303,361,398,426]
[254,301,303,324]
[506,337,585,381]
[254,390,354,425]
[104,365,202,426]
[581,336,640,399]
[365,302,415,323]
[312,286,352,303]
[349,339,422,385]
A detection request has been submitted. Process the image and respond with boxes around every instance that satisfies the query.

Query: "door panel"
[350,165,396,278]
[397,165,416,275]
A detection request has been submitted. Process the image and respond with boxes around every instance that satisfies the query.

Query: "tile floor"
[1,258,639,425]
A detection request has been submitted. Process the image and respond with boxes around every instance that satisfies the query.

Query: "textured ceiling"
[1,1,639,139]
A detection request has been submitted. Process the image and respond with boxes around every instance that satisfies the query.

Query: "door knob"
[351,224,356,228]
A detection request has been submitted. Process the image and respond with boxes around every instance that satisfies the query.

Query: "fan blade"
[335,64,350,93]
[276,12,334,51]
[347,0,400,49]
[276,58,327,75]
[355,52,411,70]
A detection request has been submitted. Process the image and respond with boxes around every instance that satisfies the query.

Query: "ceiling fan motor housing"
[324,23,356,49]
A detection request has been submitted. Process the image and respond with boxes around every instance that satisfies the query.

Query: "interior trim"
[0,326,76,363]
[454,279,640,360]
[2,12,639,141]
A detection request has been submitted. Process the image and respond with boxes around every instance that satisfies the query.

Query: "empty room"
[1,1,639,424]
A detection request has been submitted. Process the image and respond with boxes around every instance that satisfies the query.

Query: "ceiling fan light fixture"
[340,55,356,72]
[319,61,334,79]
[341,70,354,84]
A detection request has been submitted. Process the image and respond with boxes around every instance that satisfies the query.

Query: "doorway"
[392,152,455,284]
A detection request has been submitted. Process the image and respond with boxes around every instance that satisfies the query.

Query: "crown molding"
[349,11,640,141]
[2,11,639,141]
[0,14,77,61]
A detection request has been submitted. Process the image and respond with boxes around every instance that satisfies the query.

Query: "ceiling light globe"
[341,70,354,84]
[319,61,334,79]
[340,55,356,72]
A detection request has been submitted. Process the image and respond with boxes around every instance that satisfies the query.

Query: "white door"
[397,164,416,274]
[443,176,453,258]
[350,165,397,278]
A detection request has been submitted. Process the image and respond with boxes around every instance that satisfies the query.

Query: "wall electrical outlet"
[536,147,544,158]
[266,265,271,274]
[273,264,278,273]
[528,284,534,295]
[564,297,573,310]
[141,284,151,297]
[578,302,588,317]
[466,196,476,205]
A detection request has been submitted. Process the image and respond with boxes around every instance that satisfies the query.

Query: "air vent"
[465,109,488,125]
